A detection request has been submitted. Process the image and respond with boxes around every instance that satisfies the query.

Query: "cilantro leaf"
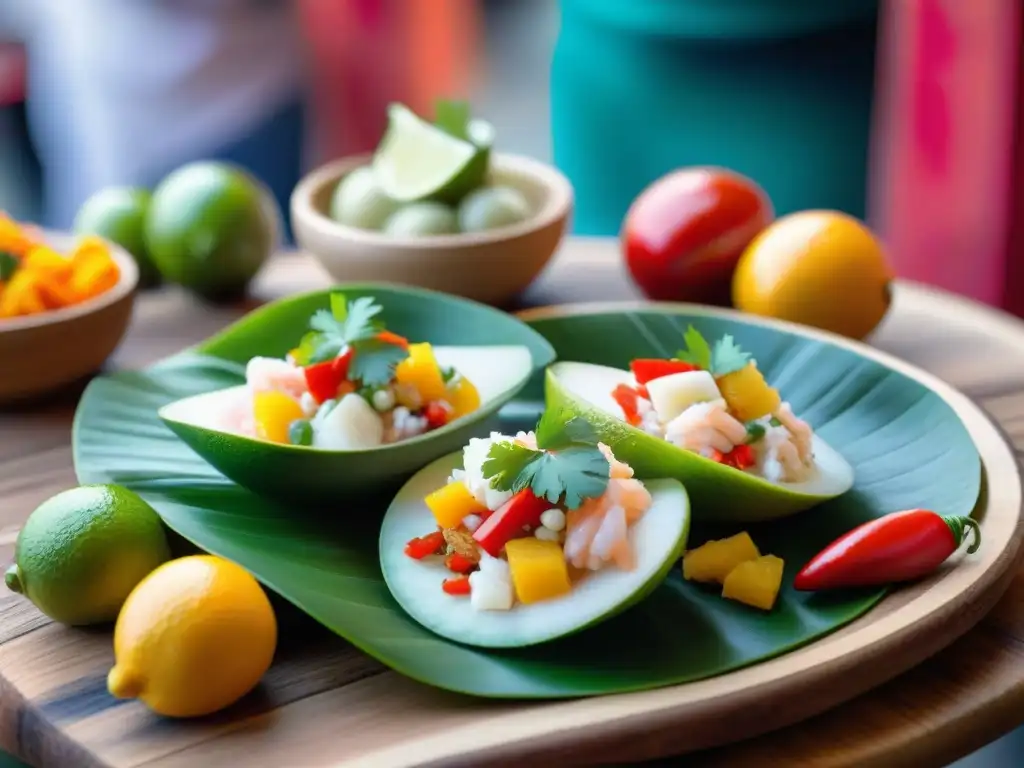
[710,334,750,376]
[483,418,611,510]
[347,338,409,387]
[482,441,540,494]
[536,409,600,451]
[434,99,471,141]
[0,252,18,281]
[304,293,387,364]
[675,325,713,370]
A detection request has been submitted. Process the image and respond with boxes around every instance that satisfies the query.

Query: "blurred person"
[11,0,307,232]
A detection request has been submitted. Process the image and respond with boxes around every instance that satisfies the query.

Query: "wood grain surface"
[2,238,1024,768]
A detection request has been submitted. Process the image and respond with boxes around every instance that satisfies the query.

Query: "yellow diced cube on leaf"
[683,531,761,584]
[253,391,304,444]
[394,342,447,402]
[424,480,488,529]
[722,555,785,611]
[445,375,480,419]
[716,362,781,422]
[505,537,572,605]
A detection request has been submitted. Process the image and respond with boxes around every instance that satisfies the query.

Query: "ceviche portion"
[403,416,663,609]
[609,327,815,484]
[220,291,481,449]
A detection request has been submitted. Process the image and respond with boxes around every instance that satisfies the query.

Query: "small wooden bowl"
[0,233,138,405]
[290,153,573,306]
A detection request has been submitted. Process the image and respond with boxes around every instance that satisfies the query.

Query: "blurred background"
[0,0,1022,763]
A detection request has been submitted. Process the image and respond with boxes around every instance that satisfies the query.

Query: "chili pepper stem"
[943,515,981,555]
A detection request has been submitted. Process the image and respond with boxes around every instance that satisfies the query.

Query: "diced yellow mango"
[424,480,488,529]
[394,342,447,402]
[722,555,785,611]
[716,362,781,422]
[253,391,305,444]
[445,375,480,419]
[682,532,761,584]
[505,537,572,605]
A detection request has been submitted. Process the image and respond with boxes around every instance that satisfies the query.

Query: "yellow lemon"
[107,555,277,718]
[732,210,893,340]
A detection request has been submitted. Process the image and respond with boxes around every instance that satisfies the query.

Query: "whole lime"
[145,162,277,301]
[5,485,172,626]
[74,186,160,288]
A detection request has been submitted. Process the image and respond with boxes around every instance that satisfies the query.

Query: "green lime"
[144,161,277,301]
[74,187,160,288]
[5,485,171,626]
[329,166,399,230]
[457,185,531,232]
[372,103,492,204]
[382,202,459,236]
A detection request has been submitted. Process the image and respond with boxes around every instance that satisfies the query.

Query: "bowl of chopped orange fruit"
[0,213,139,404]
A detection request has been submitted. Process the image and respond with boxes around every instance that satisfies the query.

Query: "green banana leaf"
[72,305,982,698]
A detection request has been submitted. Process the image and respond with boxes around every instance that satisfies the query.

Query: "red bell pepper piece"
[442,575,472,595]
[404,531,445,560]
[444,553,477,574]
[722,444,756,470]
[793,509,982,591]
[472,489,550,557]
[629,358,699,385]
[611,384,643,426]
[303,350,353,404]
[423,401,452,429]
[376,330,409,349]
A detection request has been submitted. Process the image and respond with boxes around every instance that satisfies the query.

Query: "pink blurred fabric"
[297,0,479,165]
[871,0,1020,309]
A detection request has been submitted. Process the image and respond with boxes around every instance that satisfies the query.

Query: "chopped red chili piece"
[611,384,643,427]
[376,330,409,349]
[723,444,756,470]
[630,358,699,385]
[404,531,445,559]
[442,576,472,596]
[444,553,477,574]
[423,400,452,429]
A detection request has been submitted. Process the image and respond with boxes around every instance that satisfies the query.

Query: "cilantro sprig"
[0,252,18,282]
[675,324,750,377]
[481,409,610,510]
[294,292,410,387]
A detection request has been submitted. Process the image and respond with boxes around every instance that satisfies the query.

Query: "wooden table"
[2,238,1024,767]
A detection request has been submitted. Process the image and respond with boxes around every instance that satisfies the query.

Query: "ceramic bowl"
[0,233,138,405]
[290,152,573,306]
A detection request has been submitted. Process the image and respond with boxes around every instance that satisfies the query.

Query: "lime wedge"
[372,103,492,204]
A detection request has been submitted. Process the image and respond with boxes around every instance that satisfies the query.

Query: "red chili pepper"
[444,553,477,574]
[423,401,452,429]
[303,350,353,404]
[442,576,471,596]
[629,358,699,385]
[793,509,982,591]
[404,531,445,560]
[611,384,642,426]
[722,444,756,470]
[377,330,409,349]
[473,489,549,557]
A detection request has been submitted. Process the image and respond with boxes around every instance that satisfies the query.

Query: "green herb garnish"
[0,252,18,282]
[288,419,313,446]
[745,422,766,443]
[676,325,751,377]
[440,366,458,384]
[769,416,782,427]
[298,292,410,386]
[481,410,610,510]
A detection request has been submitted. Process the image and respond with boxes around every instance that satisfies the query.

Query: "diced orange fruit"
[253,391,305,444]
[445,375,480,419]
[683,531,761,584]
[424,480,488,529]
[505,537,572,604]
[394,342,447,402]
[716,362,781,422]
[722,555,785,611]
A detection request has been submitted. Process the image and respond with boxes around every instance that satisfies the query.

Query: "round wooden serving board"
[1,238,1023,768]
